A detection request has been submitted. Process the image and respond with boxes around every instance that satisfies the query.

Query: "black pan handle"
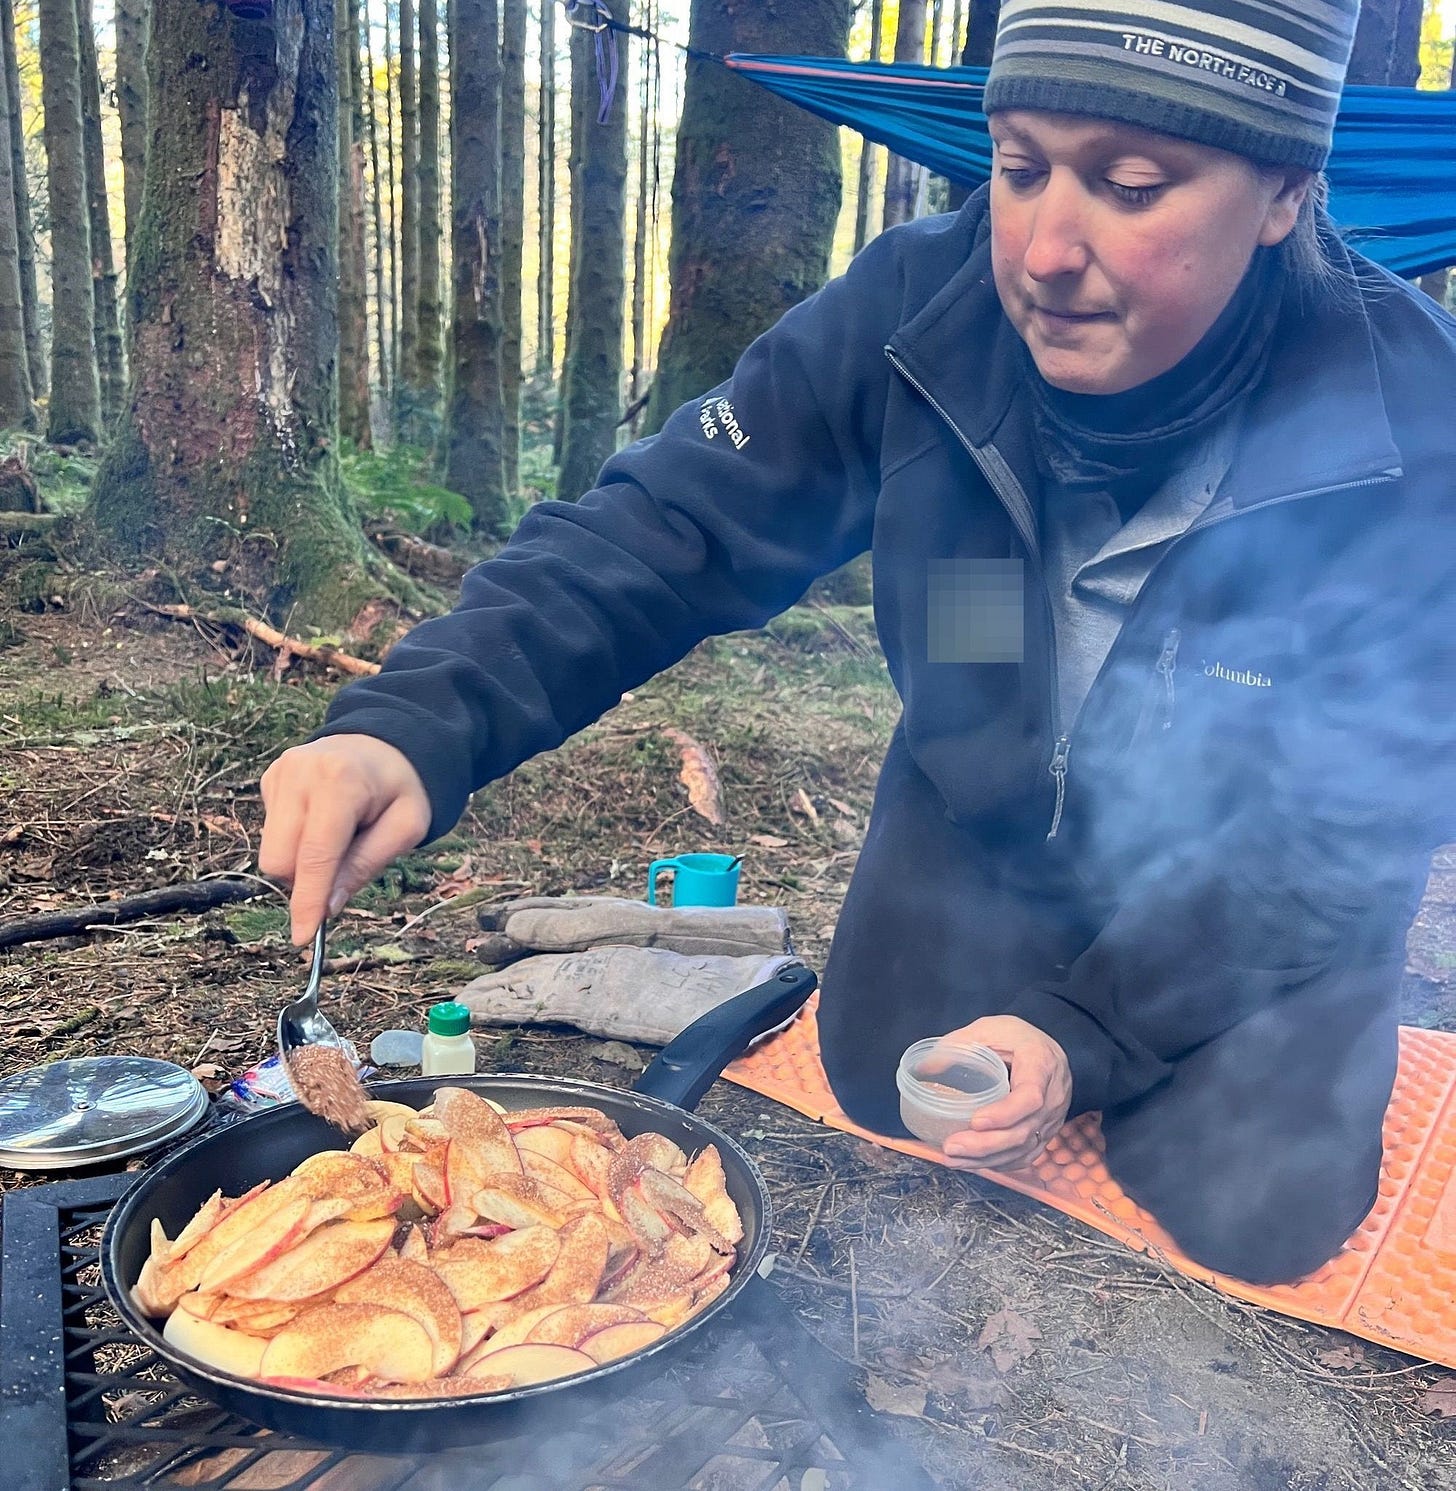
[633,962,817,1111]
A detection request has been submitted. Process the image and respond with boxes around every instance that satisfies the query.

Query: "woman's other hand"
[259,735,432,945]
[935,1015,1072,1171]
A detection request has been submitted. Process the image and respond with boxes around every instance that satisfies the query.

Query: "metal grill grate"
[2,1174,936,1491]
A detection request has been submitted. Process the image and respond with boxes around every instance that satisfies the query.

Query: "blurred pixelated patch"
[927,558,1024,664]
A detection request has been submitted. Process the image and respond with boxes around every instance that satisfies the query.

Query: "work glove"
[456,946,804,1045]
[472,895,790,966]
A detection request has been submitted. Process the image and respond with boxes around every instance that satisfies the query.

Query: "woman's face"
[989,110,1309,395]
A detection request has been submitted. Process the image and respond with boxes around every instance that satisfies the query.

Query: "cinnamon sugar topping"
[285,1043,370,1133]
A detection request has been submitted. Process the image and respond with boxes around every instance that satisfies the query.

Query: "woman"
[259,0,1455,1285]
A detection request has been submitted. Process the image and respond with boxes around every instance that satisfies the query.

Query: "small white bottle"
[420,1001,477,1076]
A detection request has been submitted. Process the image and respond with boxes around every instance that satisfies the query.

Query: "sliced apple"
[228,1217,395,1302]
[638,1292,699,1331]
[616,1183,674,1254]
[471,1174,568,1231]
[459,1308,497,1357]
[693,1271,732,1312]
[195,1196,314,1294]
[503,1106,620,1138]
[621,1132,688,1177]
[262,1374,371,1397]
[432,1087,524,1179]
[430,1225,561,1310]
[204,1296,303,1334]
[525,1303,644,1348]
[580,1320,668,1364]
[520,1150,594,1201]
[455,1303,562,1369]
[411,1156,451,1214]
[292,1151,401,1220]
[475,1342,596,1387]
[513,1124,575,1169]
[374,1375,512,1397]
[638,1167,730,1252]
[164,1303,269,1378]
[335,1257,463,1376]
[403,1115,450,1149]
[567,1133,616,1197]
[260,1302,435,1384]
[510,1213,608,1312]
[378,1115,410,1153]
[350,1127,385,1159]
[398,1223,429,1265]
[686,1148,743,1244]
[365,1100,420,1125]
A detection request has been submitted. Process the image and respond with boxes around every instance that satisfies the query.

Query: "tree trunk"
[0,7,33,430]
[397,0,419,423]
[114,0,148,258]
[930,0,945,63]
[362,0,390,405]
[535,0,554,377]
[338,0,373,446]
[556,14,629,502]
[499,0,525,496]
[1349,0,1424,86]
[628,10,651,412]
[882,0,929,229]
[37,0,101,444]
[413,0,442,419]
[2,0,43,399]
[950,0,965,60]
[643,0,849,432]
[852,0,884,255]
[76,0,124,425]
[554,3,585,466]
[89,0,375,629]
[443,0,507,531]
[381,0,399,395]
[948,0,999,212]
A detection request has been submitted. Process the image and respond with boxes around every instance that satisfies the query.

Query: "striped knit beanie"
[982,1,1360,170]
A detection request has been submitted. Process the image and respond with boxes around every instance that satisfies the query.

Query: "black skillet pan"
[101,962,815,1451]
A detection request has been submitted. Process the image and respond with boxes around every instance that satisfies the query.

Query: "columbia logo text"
[1203,660,1273,688]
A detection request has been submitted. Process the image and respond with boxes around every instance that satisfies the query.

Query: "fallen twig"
[0,876,265,950]
[146,603,381,677]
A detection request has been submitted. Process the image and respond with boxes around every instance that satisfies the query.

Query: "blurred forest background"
[0,0,1451,641]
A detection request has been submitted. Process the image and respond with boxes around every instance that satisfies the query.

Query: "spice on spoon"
[283,1043,370,1134]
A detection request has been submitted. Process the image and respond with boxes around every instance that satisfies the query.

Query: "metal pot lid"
[0,1056,209,1170]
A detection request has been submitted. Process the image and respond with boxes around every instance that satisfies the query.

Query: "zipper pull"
[1155,628,1181,730]
[1046,734,1071,841]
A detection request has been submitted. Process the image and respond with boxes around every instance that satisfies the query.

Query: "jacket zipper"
[1155,628,1181,730]
[882,345,1398,839]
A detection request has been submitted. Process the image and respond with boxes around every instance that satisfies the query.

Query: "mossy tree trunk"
[443,0,507,532]
[881,0,928,228]
[556,15,629,502]
[1350,0,1424,86]
[948,0,999,213]
[88,0,377,629]
[37,0,101,444]
[499,0,525,497]
[362,4,390,404]
[0,14,33,430]
[338,0,373,446]
[412,0,442,426]
[76,0,125,424]
[2,0,44,399]
[396,0,419,422]
[114,0,148,254]
[643,0,849,433]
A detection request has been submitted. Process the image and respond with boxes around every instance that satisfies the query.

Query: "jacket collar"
[886,200,1403,508]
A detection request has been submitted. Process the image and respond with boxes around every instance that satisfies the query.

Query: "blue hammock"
[724,57,1456,280]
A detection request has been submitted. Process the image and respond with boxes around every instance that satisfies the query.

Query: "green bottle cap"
[427,1002,471,1038]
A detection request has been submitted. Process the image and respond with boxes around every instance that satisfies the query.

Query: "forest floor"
[2,537,1456,1490]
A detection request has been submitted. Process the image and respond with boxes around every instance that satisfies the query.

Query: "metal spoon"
[277,921,342,1068]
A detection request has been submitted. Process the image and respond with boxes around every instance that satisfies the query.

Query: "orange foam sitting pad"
[724,998,1456,1369]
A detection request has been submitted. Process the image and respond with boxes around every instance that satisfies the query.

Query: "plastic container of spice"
[420,1001,477,1077]
[895,1038,1010,1150]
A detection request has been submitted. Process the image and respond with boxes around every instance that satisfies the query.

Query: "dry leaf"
[434,855,479,899]
[582,1040,646,1072]
[1314,1344,1367,1370]
[792,787,819,823]
[977,1307,1041,1374]
[749,834,789,848]
[826,797,855,817]
[1418,1376,1456,1417]
[864,1374,928,1417]
[661,727,726,825]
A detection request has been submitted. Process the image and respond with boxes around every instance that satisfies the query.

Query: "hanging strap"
[564,0,620,124]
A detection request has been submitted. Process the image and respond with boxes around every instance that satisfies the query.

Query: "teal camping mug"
[647,852,741,908]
